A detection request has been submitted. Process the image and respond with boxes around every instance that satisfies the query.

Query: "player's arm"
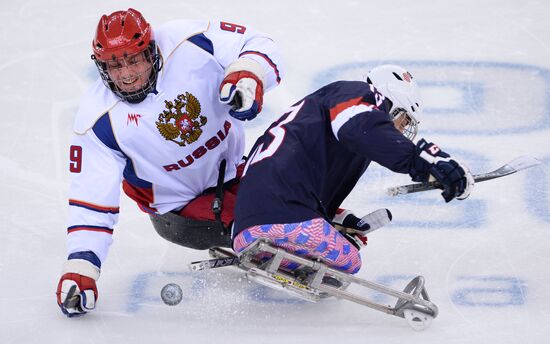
[330,89,473,202]
[57,129,125,317]
[205,20,285,120]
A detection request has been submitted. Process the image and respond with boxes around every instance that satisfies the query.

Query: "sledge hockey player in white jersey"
[233,64,474,274]
[56,8,284,317]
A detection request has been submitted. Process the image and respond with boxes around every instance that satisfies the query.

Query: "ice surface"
[1,1,549,343]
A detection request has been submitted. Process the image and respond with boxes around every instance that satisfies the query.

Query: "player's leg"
[233,218,361,274]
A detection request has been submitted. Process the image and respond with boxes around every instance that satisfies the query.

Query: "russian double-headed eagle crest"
[156,92,207,146]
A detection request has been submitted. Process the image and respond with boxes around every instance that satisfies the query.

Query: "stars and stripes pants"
[233,218,361,274]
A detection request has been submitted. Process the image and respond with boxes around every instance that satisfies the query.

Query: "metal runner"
[195,239,438,330]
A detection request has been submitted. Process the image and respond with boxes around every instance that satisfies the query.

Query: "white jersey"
[66,20,284,264]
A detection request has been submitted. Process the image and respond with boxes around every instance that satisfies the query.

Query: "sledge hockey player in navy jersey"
[233,64,474,274]
[56,8,284,317]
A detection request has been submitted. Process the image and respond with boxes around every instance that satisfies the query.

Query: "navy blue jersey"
[233,81,424,235]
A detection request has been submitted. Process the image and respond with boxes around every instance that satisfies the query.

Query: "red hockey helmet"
[91,9,162,103]
[92,8,152,61]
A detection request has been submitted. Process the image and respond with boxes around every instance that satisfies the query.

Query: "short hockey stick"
[188,247,242,271]
[62,285,80,309]
[387,155,542,196]
[188,256,240,271]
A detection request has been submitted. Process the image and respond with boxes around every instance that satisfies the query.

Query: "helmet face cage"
[390,107,419,141]
[92,41,162,103]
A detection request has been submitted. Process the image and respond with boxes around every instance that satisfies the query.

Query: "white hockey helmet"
[366,64,422,141]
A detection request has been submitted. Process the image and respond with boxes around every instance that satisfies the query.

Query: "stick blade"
[504,155,542,172]
[475,155,542,182]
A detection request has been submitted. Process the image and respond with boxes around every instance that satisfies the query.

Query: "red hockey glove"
[219,58,265,121]
[56,252,100,317]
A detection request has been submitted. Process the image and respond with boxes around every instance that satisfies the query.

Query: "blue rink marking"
[525,156,550,223]
[384,197,487,229]
[374,274,527,307]
[126,270,308,313]
[126,271,206,313]
[451,276,527,307]
[419,81,485,114]
[313,60,550,135]
[127,271,527,311]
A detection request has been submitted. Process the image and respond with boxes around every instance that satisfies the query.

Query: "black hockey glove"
[333,208,392,235]
[413,139,474,202]
[333,208,392,250]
